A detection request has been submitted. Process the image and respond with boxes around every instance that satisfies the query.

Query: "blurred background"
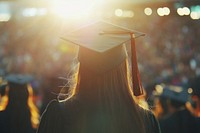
[0,0,200,111]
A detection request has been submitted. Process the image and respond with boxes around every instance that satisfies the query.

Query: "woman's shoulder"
[42,97,81,120]
[37,98,80,133]
[42,97,77,114]
[59,97,81,110]
[137,106,155,118]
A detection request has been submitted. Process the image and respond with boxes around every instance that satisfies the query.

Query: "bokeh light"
[115,9,123,17]
[157,7,170,16]
[155,85,164,94]
[22,8,38,17]
[115,9,134,18]
[122,10,134,18]
[0,13,11,22]
[144,7,152,16]
[190,5,200,20]
[177,7,191,16]
[188,88,193,94]
[177,8,184,16]
[157,8,164,16]
[190,11,200,19]
[0,2,11,22]
[163,7,170,15]
[183,7,190,15]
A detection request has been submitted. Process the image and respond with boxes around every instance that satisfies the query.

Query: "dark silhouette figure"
[0,74,40,133]
[154,85,198,133]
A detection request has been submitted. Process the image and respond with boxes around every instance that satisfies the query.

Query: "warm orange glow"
[0,95,8,111]
[0,87,9,111]
[27,84,40,129]
[0,85,39,129]
[153,98,164,118]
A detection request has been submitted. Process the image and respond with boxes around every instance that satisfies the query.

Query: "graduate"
[155,84,198,133]
[0,74,40,133]
[37,20,161,133]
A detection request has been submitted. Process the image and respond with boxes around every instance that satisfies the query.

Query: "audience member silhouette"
[0,74,40,133]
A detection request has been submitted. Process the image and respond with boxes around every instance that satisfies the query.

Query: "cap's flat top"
[6,74,33,85]
[162,85,189,103]
[61,20,145,53]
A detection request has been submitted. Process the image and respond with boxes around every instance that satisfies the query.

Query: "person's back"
[159,108,197,133]
[0,104,34,133]
[39,99,159,133]
[38,61,160,133]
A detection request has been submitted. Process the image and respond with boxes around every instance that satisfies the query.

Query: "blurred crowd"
[0,12,199,94]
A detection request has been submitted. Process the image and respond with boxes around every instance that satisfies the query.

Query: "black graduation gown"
[195,117,200,133]
[0,109,36,133]
[37,99,161,133]
[159,109,199,133]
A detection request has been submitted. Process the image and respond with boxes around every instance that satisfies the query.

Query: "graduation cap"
[61,20,145,96]
[5,74,33,85]
[155,84,190,104]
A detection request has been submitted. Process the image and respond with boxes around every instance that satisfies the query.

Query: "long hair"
[60,58,146,133]
[0,83,39,131]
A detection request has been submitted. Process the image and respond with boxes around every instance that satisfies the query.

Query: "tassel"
[130,34,143,96]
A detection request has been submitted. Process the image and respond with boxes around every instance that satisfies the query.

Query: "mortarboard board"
[61,20,145,96]
[155,84,190,104]
[5,74,33,85]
